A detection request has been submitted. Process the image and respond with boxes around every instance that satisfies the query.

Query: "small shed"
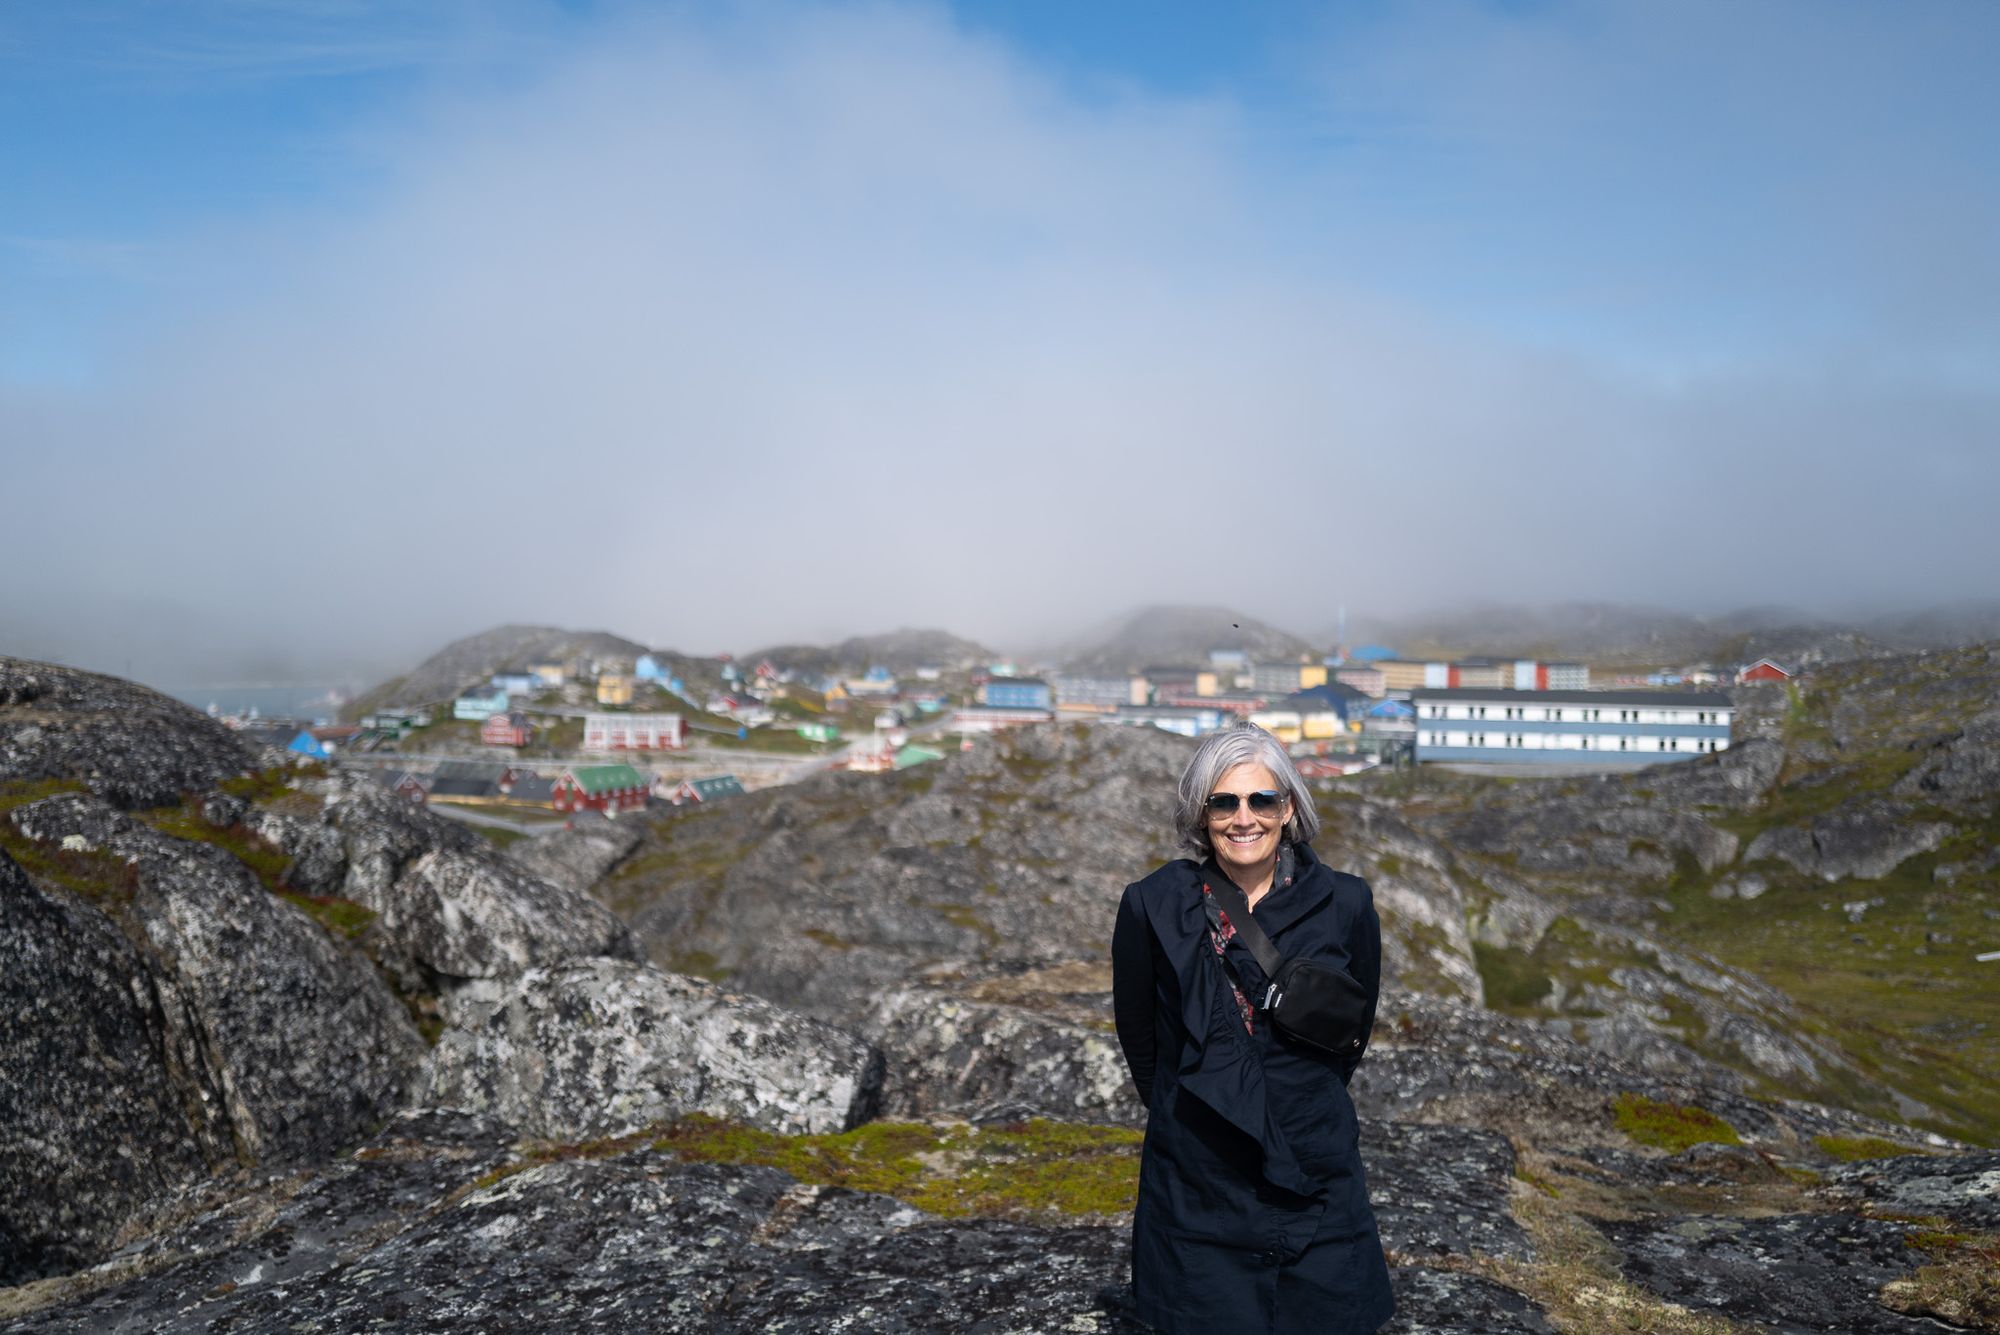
[1738,658,1793,684]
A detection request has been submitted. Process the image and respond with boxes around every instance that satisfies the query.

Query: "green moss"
[0,777,86,813]
[802,928,854,951]
[1612,1093,1741,1152]
[135,801,292,893]
[472,825,528,848]
[220,767,316,803]
[1815,1134,1930,1162]
[278,890,377,940]
[1375,853,1404,876]
[1472,942,1554,1012]
[664,948,728,980]
[653,1114,1141,1219]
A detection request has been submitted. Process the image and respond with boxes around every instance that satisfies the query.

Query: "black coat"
[1111,842,1393,1335]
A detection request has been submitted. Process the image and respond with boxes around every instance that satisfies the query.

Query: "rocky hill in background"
[1057,604,1319,675]
[752,626,994,675]
[1347,598,2000,670]
[343,624,652,716]
[5,651,1998,1332]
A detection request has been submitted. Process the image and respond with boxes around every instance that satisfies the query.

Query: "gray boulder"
[0,852,211,1285]
[863,988,1144,1125]
[1598,1211,1959,1333]
[384,848,641,980]
[0,659,260,809]
[0,793,427,1283]
[503,820,642,897]
[248,774,642,981]
[424,957,884,1138]
[1895,706,2000,806]
[1745,800,1954,881]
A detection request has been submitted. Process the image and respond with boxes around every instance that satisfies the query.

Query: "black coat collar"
[1196,840,1337,940]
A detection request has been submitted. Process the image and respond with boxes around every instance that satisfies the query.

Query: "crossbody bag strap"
[1203,874,1287,990]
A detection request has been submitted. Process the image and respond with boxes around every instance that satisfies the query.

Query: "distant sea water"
[159,684,353,724]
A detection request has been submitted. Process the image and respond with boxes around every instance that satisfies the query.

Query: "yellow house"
[1195,670,1220,697]
[596,674,634,706]
[1299,664,1328,689]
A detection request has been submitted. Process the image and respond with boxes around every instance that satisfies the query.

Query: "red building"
[551,764,649,815]
[1738,658,1793,684]
[481,712,535,747]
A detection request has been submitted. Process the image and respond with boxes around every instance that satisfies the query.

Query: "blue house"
[1350,645,1398,662]
[635,655,667,682]
[982,677,1053,710]
[1283,683,1369,725]
[287,731,329,761]
[491,673,536,697]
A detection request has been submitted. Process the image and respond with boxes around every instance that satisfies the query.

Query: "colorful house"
[492,673,537,697]
[481,712,536,747]
[634,655,667,682]
[552,764,649,815]
[453,688,510,722]
[980,677,1053,710]
[597,674,635,706]
[1738,658,1793,684]
[287,731,329,761]
[665,774,746,805]
[582,712,685,750]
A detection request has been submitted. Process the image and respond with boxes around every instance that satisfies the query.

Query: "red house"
[1738,658,1793,684]
[481,712,535,747]
[551,764,649,815]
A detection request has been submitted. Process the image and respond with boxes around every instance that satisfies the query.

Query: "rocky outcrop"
[0,659,259,808]
[0,1104,1563,1334]
[425,958,884,1138]
[0,792,428,1285]
[1743,799,1954,881]
[503,820,642,897]
[1601,1212,1964,1333]
[611,724,1192,1024]
[0,852,211,1286]
[1897,706,2000,807]
[864,988,1143,1125]
[248,774,643,981]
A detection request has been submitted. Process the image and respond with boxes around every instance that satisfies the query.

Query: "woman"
[1111,721,1393,1334]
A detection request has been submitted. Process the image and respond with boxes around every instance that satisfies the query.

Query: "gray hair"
[1173,720,1321,858]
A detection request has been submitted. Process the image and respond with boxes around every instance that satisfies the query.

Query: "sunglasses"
[1204,789,1286,817]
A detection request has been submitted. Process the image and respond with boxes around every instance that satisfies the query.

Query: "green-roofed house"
[894,744,945,770]
[552,763,649,815]
[665,774,747,805]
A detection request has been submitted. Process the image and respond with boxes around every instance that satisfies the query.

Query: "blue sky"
[3,1,1998,679]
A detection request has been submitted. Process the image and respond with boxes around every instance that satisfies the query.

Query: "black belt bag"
[1208,878,1372,1059]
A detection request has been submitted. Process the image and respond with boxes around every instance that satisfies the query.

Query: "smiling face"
[1206,761,1292,884]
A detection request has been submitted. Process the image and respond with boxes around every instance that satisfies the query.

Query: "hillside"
[1344,598,2000,669]
[344,624,651,716]
[1058,604,1319,675]
[752,626,994,675]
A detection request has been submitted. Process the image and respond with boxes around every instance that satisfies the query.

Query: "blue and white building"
[1411,689,1732,766]
[981,677,1054,710]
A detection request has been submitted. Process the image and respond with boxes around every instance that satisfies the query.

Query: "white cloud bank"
[4,1,1996,681]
